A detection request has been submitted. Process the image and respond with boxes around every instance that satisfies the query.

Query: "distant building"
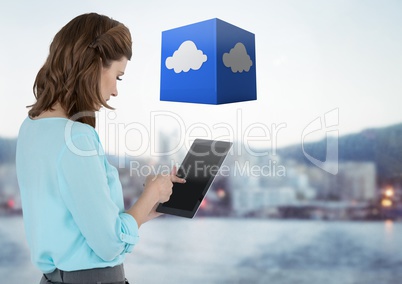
[228,155,317,216]
[232,185,297,216]
[0,164,20,211]
[158,130,186,165]
[339,162,376,201]
[306,161,376,202]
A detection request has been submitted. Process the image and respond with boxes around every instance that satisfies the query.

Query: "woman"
[15,13,185,284]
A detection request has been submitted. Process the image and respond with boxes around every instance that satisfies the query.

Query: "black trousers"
[39,264,129,284]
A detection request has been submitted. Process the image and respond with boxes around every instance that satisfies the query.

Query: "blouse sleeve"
[56,133,139,261]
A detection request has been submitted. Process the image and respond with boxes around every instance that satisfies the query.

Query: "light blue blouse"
[16,116,139,273]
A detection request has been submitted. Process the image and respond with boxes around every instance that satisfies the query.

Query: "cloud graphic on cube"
[165,40,207,73]
[222,42,253,73]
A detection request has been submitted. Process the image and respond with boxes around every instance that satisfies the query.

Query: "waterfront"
[0,216,401,284]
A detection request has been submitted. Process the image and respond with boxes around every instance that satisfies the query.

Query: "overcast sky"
[1,0,401,156]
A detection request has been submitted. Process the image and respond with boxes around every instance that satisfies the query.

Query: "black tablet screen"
[162,143,224,211]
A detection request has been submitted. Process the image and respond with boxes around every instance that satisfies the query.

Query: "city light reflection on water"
[384,219,395,247]
[385,219,393,234]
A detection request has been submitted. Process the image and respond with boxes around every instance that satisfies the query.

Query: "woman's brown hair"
[29,13,132,127]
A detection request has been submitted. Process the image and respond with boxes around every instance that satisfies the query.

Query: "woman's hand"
[144,165,186,203]
[128,165,186,227]
[143,174,173,203]
[143,166,186,220]
[169,165,186,186]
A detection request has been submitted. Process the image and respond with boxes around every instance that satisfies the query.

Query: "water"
[0,216,401,284]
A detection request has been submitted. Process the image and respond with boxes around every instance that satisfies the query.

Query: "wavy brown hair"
[29,13,132,127]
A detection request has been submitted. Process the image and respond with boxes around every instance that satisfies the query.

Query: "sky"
[1,0,401,156]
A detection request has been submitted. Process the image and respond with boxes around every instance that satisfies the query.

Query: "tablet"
[156,139,232,218]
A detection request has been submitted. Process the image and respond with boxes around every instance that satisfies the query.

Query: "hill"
[277,123,402,182]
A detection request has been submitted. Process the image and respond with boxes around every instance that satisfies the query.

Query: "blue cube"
[160,18,256,105]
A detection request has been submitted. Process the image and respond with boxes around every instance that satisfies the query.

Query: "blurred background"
[1,0,402,283]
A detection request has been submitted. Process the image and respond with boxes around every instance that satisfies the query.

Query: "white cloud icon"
[222,42,253,73]
[165,40,207,73]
